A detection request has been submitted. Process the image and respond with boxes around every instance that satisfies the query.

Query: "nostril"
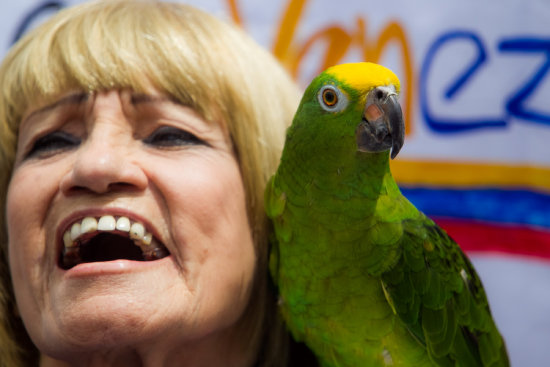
[59,152,148,194]
[61,180,146,196]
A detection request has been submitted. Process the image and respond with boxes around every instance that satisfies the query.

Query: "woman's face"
[6,90,256,362]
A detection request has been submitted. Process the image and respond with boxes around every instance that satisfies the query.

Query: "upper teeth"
[63,215,153,248]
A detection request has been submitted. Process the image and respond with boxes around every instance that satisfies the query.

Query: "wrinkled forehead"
[21,88,219,127]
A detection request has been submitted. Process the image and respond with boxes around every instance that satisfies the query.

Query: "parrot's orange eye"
[317,85,348,113]
[322,89,338,106]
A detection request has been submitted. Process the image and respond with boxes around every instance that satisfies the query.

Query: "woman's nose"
[60,131,148,195]
[59,99,148,195]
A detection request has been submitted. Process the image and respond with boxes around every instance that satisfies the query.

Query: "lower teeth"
[142,247,170,261]
[61,247,82,269]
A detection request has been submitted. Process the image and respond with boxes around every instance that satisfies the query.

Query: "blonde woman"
[0,1,310,366]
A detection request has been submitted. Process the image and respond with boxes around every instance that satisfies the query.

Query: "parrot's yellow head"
[297,62,404,159]
[325,62,401,100]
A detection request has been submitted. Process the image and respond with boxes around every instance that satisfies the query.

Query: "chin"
[22,283,176,358]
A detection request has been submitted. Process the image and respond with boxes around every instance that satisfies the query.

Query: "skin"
[6,89,257,367]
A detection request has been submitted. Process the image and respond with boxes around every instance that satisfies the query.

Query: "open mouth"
[59,215,170,270]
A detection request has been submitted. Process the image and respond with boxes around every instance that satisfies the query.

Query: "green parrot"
[265,62,509,367]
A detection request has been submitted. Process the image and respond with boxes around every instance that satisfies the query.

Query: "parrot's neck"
[297,147,396,193]
[280,146,401,216]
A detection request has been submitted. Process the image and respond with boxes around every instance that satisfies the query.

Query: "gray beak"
[355,86,405,159]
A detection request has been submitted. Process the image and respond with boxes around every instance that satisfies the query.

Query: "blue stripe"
[400,186,550,229]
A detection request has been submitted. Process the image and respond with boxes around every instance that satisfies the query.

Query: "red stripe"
[432,217,550,260]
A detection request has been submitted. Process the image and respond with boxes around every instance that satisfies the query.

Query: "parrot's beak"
[356,86,404,159]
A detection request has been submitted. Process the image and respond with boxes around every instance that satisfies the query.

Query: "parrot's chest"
[272,174,431,366]
[273,188,429,366]
[276,222,399,365]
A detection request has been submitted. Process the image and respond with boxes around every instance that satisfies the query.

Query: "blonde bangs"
[1,1,231,130]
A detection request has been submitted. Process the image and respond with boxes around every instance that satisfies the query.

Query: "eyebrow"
[24,92,90,123]
[130,93,181,106]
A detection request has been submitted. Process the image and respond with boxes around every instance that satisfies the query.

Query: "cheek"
[7,168,42,266]
[7,164,57,228]
[150,155,256,310]
[171,160,251,252]
[6,166,59,310]
[153,154,251,246]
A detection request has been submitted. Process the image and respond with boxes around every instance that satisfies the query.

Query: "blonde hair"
[0,0,300,365]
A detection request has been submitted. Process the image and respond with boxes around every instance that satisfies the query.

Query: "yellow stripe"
[390,159,550,192]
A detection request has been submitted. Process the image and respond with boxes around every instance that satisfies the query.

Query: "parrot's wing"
[265,175,287,286]
[265,177,323,366]
[381,217,509,367]
[265,176,287,220]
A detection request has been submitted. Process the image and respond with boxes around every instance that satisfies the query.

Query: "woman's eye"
[25,131,81,159]
[144,126,204,147]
